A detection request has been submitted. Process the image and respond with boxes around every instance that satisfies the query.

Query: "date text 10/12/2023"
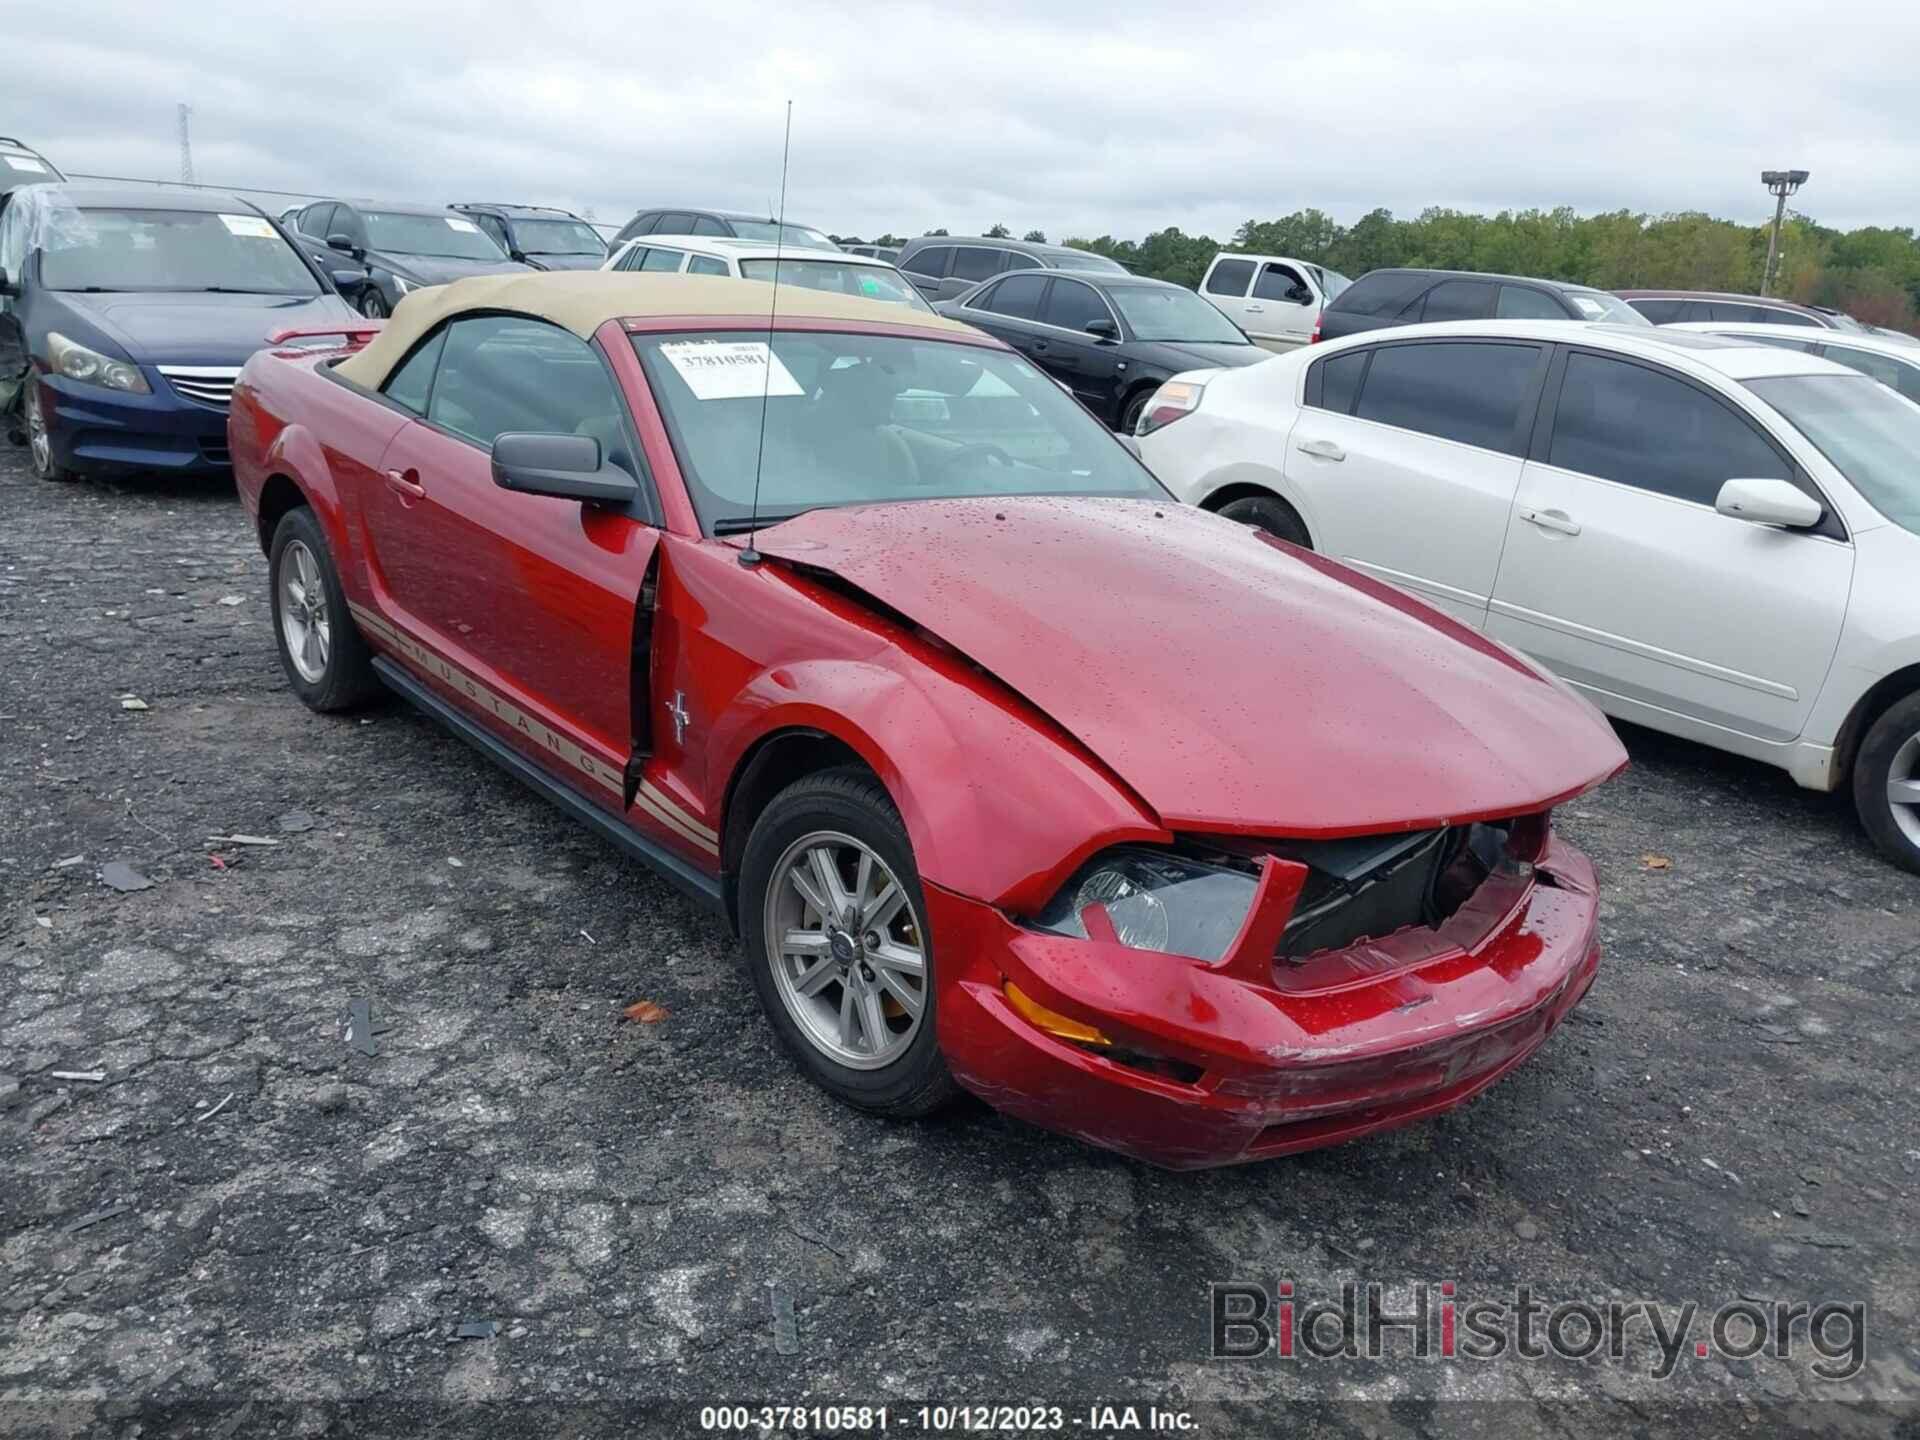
[699,1404,1199,1432]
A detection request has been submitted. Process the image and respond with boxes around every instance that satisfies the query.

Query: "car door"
[1487,347,1853,743]
[1246,261,1320,349]
[1033,277,1126,416]
[935,246,1010,303]
[900,244,952,299]
[1282,337,1548,628]
[955,273,1050,359]
[357,315,663,808]
[1415,279,1496,323]
[1200,256,1258,334]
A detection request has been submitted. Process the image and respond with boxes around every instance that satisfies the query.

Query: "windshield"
[1061,251,1127,274]
[726,221,840,251]
[1567,290,1651,325]
[1309,265,1352,299]
[1747,373,1920,535]
[1106,285,1249,344]
[363,211,505,260]
[508,217,606,256]
[39,207,320,294]
[736,258,932,313]
[634,330,1164,532]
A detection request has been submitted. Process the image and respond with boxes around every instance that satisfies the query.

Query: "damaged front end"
[929,812,1601,1168]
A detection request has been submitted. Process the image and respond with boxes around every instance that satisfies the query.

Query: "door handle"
[385,468,425,500]
[1296,438,1344,462]
[1245,304,1265,313]
[1520,507,1581,536]
[1032,339,1049,351]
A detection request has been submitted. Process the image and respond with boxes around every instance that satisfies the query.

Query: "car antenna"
[738,100,793,569]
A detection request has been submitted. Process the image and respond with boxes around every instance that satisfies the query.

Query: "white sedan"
[601,235,933,314]
[1136,320,1920,872]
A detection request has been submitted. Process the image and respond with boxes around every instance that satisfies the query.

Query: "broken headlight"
[1031,849,1258,962]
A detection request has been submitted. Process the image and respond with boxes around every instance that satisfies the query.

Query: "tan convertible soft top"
[334,271,980,388]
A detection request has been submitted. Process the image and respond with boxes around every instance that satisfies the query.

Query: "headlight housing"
[1031,848,1258,962]
[47,332,149,394]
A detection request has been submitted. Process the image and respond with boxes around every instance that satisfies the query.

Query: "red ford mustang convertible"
[230,273,1625,1168]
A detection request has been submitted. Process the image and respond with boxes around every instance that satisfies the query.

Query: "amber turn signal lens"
[1004,982,1111,1048]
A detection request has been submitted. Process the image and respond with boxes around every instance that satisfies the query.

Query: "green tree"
[1023,229,1048,243]
[986,223,1012,239]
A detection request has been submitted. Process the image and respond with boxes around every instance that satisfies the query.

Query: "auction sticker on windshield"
[660,340,804,401]
[219,214,276,239]
[446,217,481,233]
[3,153,48,173]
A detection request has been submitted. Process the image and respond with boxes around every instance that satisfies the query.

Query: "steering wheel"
[925,442,1015,483]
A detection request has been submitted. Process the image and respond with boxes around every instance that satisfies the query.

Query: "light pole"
[1760,169,1808,297]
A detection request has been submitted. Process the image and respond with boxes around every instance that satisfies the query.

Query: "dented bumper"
[931,833,1601,1169]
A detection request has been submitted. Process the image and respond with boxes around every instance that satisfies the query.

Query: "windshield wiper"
[712,512,804,535]
[199,286,303,295]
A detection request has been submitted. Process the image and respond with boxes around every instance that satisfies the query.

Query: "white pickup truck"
[1198,252,1350,352]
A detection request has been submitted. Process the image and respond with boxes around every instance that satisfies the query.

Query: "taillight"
[1135,379,1205,437]
[1309,315,1323,344]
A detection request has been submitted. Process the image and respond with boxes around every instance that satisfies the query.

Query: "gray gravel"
[2,444,1916,1438]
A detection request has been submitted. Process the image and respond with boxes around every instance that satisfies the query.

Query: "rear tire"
[739,767,959,1118]
[1217,493,1311,548]
[268,507,380,712]
[1853,692,1920,875]
[358,287,389,320]
[1119,387,1156,436]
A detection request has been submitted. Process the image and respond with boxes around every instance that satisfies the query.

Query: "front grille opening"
[1270,819,1531,962]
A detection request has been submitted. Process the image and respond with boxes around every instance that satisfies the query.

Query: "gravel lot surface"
[2,443,1916,1439]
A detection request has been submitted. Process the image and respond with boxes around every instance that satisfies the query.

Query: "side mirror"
[1716,477,1822,529]
[491,432,639,506]
[326,233,365,260]
[508,248,528,263]
[1085,318,1119,341]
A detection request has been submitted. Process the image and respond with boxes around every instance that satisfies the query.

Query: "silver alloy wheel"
[279,539,332,684]
[1889,732,1920,849]
[763,828,927,1070]
[25,382,51,473]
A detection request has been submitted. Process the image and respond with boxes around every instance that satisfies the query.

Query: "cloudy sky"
[11,0,1917,242]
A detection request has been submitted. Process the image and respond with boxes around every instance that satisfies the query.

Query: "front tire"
[268,507,379,712]
[1853,693,1920,875]
[24,376,76,482]
[739,768,958,1117]
[1217,492,1311,548]
[1119,387,1155,436]
[358,287,390,320]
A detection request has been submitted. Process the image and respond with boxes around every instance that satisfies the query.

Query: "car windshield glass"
[1106,285,1247,343]
[634,330,1165,532]
[507,218,606,256]
[1567,291,1650,325]
[1311,265,1352,299]
[1061,252,1127,273]
[363,211,504,260]
[39,207,320,294]
[725,221,840,251]
[1747,374,1920,535]
[736,259,933,313]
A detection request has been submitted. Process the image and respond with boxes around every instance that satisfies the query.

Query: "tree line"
[841,208,1920,332]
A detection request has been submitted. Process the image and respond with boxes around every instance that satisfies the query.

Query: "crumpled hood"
[755,497,1625,835]
[379,253,529,285]
[59,291,360,366]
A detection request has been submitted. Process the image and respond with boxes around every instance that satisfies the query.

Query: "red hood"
[754,497,1625,835]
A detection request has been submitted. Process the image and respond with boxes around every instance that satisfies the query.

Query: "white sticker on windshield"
[659,340,803,401]
[1571,297,1606,319]
[219,214,276,239]
[4,155,48,173]
[446,217,481,233]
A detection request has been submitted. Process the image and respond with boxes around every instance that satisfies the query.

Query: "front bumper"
[36,370,233,476]
[931,833,1601,1169]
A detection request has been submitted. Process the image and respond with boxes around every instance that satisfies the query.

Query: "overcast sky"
[10,0,1917,242]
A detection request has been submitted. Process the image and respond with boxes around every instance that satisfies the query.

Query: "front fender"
[713,655,1167,914]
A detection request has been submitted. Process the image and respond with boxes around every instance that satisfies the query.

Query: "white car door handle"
[1296,438,1344,462]
[1520,507,1581,536]
[1245,304,1265,313]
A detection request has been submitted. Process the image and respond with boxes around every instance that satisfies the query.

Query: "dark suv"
[1616,290,1862,330]
[896,236,1126,303]
[448,203,608,271]
[611,207,838,251]
[285,198,527,317]
[1,135,64,214]
[1315,268,1647,342]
